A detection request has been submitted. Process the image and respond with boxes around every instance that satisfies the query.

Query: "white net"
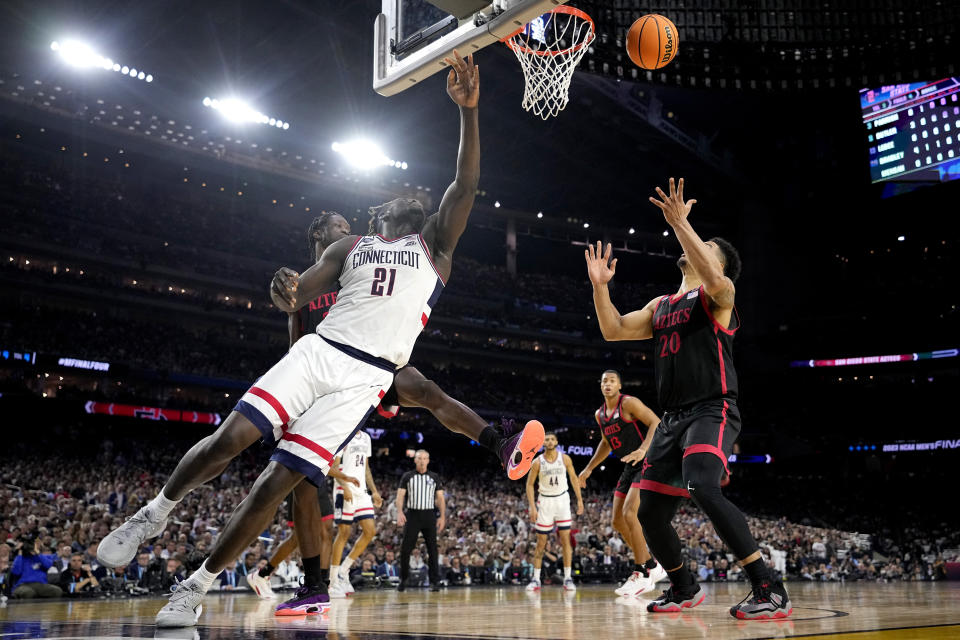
[505,7,595,120]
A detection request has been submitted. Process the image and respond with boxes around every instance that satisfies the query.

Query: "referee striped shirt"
[399,470,441,510]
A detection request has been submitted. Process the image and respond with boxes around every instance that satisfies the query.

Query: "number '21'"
[371,268,397,296]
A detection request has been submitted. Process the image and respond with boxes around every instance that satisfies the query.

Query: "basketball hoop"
[503,5,595,120]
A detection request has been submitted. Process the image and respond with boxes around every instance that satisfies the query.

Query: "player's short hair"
[601,369,621,381]
[368,199,427,235]
[544,431,557,439]
[709,237,742,282]
[307,211,341,261]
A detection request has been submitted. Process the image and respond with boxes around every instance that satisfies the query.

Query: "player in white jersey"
[525,432,584,592]
[112,52,512,629]
[328,429,381,597]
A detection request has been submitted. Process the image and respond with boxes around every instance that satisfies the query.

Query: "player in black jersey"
[585,178,791,620]
[577,369,666,596]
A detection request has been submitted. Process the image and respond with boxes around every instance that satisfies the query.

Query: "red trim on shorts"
[637,479,690,498]
[613,490,627,499]
[698,286,739,336]
[718,401,728,450]
[355,508,374,514]
[555,519,571,524]
[683,444,730,474]
[282,432,334,464]
[421,312,429,327]
[376,404,399,419]
[249,386,290,429]
[377,389,386,399]
[321,514,335,522]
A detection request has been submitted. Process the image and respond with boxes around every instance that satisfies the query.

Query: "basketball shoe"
[497,420,545,480]
[155,578,204,628]
[525,578,541,592]
[563,578,576,592]
[246,571,275,599]
[275,583,330,616]
[615,571,653,596]
[328,574,351,599]
[729,580,792,620]
[98,505,167,568]
[649,562,668,583]
[646,584,706,613]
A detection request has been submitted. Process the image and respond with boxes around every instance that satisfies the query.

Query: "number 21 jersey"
[317,234,445,368]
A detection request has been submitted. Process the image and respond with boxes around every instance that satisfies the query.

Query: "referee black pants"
[400,509,439,585]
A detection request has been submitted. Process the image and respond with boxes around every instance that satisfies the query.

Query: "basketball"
[626,14,679,70]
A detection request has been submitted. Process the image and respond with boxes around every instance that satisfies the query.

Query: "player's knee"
[681,453,725,501]
[415,380,448,411]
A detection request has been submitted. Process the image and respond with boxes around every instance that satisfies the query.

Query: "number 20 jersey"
[317,233,445,368]
[652,286,740,410]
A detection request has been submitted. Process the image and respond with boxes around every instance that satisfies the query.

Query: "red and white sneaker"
[646,584,706,613]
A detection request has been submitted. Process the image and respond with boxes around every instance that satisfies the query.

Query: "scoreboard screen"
[861,78,960,183]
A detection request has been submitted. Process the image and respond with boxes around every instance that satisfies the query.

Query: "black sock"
[258,561,275,578]
[320,568,329,584]
[302,555,323,588]
[743,557,771,587]
[666,563,696,590]
[479,426,501,452]
[645,558,658,570]
[634,563,649,577]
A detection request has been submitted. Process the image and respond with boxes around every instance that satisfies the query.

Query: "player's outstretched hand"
[270,267,299,312]
[372,492,383,509]
[529,506,538,523]
[444,50,479,108]
[585,241,617,286]
[342,487,353,502]
[649,177,696,228]
[622,446,648,466]
[397,511,406,527]
[577,470,590,488]
[438,515,446,533]
[576,500,584,516]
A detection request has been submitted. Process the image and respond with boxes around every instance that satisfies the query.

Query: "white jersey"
[336,429,372,489]
[537,452,568,497]
[317,233,445,367]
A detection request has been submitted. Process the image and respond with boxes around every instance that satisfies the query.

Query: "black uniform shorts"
[638,398,740,497]
[614,463,643,498]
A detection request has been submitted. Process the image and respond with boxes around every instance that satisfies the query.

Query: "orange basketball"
[626,14,679,70]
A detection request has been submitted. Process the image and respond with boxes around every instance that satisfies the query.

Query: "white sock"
[564,566,572,580]
[533,568,541,581]
[331,564,340,581]
[187,560,219,594]
[340,557,354,575]
[147,488,179,520]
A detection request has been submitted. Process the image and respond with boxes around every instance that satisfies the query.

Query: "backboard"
[373,0,569,96]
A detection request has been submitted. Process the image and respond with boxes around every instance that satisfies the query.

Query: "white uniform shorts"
[334,490,375,525]
[535,493,572,533]
[233,333,394,486]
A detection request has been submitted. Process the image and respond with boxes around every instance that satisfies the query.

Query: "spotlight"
[629,227,635,234]
[145,74,153,83]
[52,40,154,82]
[897,235,905,241]
[203,97,289,129]
[137,71,145,80]
[583,222,590,228]
[494,201,501,208]
[331,139,393,170]
[400,162,408,170]
[662,230,669,236]
[121,65,129,74]
[537,212,543,219]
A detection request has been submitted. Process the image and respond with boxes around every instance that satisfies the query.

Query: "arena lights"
[50,40,153,82]
[331,140,407,170]
[790,348,958,368]
[202,97,289,130]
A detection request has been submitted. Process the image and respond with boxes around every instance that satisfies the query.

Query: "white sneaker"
[617,571,654,597]
[246,571,276,599]
[339,571,355,595]
[155,579,204,628]
[328,577,348,599]
[615,572,641,595]
[98,505,167,568]
[649,562,669,584]
[563,578,576,592]
[525,579,541,592]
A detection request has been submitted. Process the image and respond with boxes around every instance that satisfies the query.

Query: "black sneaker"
[730,580,792,620]
[396,581,406,592]
[429,583,441,592]
[646,584,705,613]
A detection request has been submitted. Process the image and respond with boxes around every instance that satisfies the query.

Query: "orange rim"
[501,5,595,57]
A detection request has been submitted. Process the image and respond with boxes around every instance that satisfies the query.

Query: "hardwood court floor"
[2,582,959,639]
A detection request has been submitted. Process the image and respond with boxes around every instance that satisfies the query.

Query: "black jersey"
[295,286,339,336]
[594,394,647,459]
[652,286,740,410]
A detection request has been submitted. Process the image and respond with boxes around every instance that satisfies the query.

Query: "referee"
[396,449,445,592]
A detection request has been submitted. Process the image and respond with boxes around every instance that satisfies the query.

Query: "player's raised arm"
[649,177,735,309]
[270,235,358,312]
[423,50,479,257]
[585,241,661,341]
